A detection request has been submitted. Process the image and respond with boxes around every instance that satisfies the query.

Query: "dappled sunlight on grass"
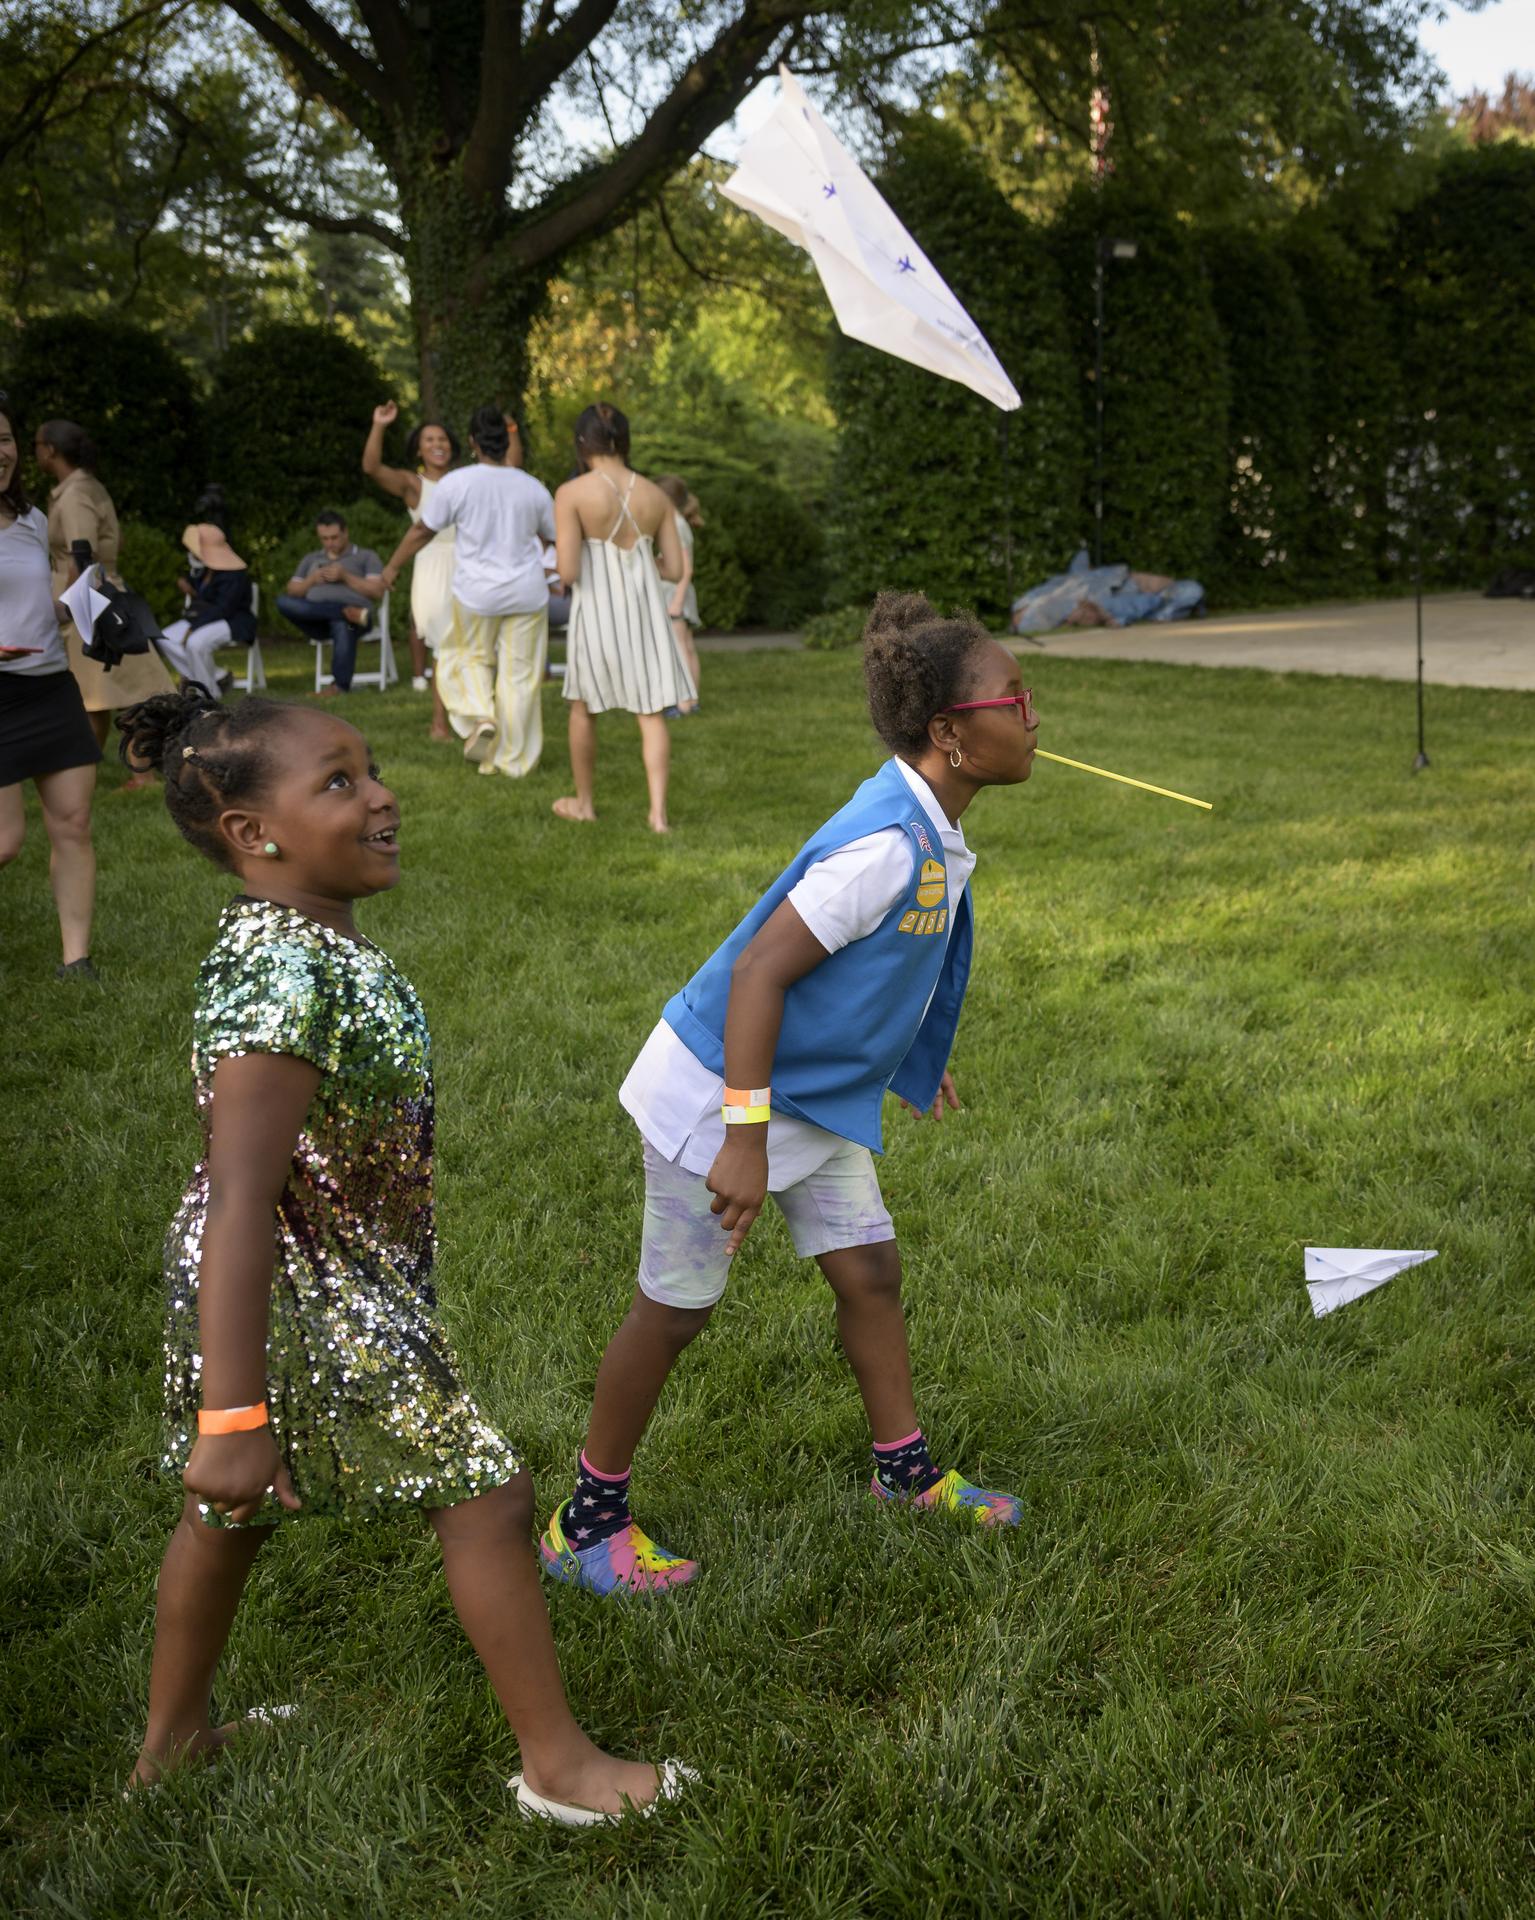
[4,650,1534,1911]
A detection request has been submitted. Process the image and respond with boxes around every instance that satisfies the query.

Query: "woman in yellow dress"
[361,402,459,742]
[35,419,171,789]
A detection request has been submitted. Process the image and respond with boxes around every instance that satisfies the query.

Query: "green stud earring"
[263,842,279,856]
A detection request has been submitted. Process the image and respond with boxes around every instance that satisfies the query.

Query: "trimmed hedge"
[1281,224,1400,598]
[9,316,203,530]
[829,123,1081,620]
[117,521,187,624]
[204,324,393,551]
[639,431,821,629]
[1384,143,1535,584]
[1049,183,1231,580]
[1204,228,1313,600]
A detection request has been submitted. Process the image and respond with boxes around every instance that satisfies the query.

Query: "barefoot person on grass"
[553,404,693,834]
[117,685,695,1825]
[542,592,1033,1595]
[382,406,554,780]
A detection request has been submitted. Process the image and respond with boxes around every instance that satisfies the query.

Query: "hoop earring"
[949,746,962,769]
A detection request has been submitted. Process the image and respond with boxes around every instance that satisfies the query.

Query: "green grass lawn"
[5,642,1534,1917]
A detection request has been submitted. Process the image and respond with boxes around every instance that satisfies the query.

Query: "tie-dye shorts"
[636,1136,895,1309]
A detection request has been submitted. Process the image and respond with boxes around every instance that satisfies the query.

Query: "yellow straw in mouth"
[1035,749,1213,811]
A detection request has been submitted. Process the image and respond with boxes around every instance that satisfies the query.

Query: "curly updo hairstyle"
[116,686,294,871]
[863,590,993,757]
[468,404,510,463]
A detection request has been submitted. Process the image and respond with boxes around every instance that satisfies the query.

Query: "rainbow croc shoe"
[869,1466,1022,1528]
[539,1498,700,1596]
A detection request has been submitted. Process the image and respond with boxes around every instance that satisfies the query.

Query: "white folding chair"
[313,591,396,693]
[240,582,265,692]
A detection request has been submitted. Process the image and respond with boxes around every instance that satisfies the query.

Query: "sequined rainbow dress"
[161,897,521,1525]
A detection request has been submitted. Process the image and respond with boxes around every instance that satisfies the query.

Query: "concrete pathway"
[1015,592,1535,691]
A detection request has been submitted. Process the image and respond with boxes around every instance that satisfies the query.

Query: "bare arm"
[668,525,694,619]
[555,485,584,590]
[706,901,831,1254]
[284,569,312,596]
[362,403,421,507]
[182,1052,319,1520]
[654,500,684,583]
[381,521,434,589]
[336,567,384,602]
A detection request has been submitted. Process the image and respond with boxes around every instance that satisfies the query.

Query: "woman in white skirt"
[362,402,459,741]
[553,405,692,835]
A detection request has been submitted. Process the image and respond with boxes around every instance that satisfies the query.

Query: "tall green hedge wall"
[6,139,1533,625]
[829,124,1080,621]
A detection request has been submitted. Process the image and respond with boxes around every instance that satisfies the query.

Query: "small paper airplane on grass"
[1305,1247,1437,1318]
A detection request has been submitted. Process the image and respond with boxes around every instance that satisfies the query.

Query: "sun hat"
[181,523,248,571]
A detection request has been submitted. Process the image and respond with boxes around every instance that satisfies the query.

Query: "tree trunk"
[400,155,549,435]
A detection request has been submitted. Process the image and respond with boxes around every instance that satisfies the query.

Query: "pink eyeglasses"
[942,690,1037,725]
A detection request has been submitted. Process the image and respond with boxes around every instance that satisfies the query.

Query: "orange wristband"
[198,1403,269,1436]
[722,1086,771,1108]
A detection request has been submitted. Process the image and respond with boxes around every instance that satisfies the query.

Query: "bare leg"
[132,1498,274,1786]
[671,619,700,712]
[584,1289,714,1474]
[817,1240,919,1443]
[637,712,671,834]
[407,616,427,680]
[87,708,110,751]
[429,1475,661,1813]
[553,700,597,823]
[0,784,25,871]
[35,763,96,965]
[429,675,451,741]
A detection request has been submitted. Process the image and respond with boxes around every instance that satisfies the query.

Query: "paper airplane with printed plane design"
[721,67,1021,412]
[1305,1247,1437,1318]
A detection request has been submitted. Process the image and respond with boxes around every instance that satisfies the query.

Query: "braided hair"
[115,686,291,871]
[862,590,992,757]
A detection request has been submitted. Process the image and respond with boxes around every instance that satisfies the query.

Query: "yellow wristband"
[198,1403,269,1436]
[722,1103,771,1125]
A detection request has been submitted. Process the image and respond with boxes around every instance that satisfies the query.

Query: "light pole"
[1093,236,1137,567]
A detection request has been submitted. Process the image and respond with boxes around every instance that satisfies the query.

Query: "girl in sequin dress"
[116,686,694,1825]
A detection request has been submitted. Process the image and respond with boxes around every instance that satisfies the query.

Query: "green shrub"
[1281,222,1400,598]
[801,605,869,651]
[639,430,822,628]
[117,521,187,624]
[829,122,1082,620]
[204,323,392,551]
[1049,183,1231,579]
[1383,142,1535,582]
[1204,227,1314,603]
[10,316,203,530]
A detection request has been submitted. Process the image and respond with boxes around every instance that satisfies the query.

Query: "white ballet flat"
[509,1757,699,1828]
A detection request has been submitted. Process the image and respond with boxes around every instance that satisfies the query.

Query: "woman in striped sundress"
[553,404,693,835]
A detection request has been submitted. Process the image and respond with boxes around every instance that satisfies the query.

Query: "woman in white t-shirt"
[383,406,555,781]
[0,394,101,978]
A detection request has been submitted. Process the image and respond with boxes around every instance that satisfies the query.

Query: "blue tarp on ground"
[1010,548,1205,635]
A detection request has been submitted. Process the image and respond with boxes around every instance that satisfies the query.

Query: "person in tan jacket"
[35,419,171,787]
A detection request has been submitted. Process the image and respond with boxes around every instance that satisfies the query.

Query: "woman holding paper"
[0,396,100,979]
[35,418,171,767]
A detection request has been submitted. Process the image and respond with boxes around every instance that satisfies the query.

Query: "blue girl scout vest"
[663,759,974,1154]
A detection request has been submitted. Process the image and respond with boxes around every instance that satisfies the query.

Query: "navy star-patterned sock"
[872,1427,945,1498]
[566,1450,634,1548]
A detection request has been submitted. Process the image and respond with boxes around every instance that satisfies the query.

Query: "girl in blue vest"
[542,591,1039,1594]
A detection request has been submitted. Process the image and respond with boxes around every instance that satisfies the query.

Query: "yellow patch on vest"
[915,858,946,909]
[898,906,949,937]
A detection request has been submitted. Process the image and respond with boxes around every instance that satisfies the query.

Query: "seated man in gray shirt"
[275,509,384,694]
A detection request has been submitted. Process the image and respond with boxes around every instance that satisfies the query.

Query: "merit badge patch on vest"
[897,908,949,936]
[915,859,946,908]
